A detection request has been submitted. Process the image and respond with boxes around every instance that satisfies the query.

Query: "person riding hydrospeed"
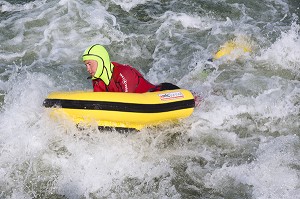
[82,44,179,93]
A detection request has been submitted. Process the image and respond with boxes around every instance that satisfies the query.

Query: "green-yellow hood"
[82,44,114,85]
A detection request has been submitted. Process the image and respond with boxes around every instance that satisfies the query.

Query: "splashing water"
[0,0,299,198]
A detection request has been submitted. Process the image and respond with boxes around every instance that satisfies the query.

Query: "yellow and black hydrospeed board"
[43,89,195,130]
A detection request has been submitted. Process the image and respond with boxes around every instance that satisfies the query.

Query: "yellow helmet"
[82,44,114,85]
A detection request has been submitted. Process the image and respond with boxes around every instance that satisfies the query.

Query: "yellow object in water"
[43,89,195,130]
[213,39,252,60]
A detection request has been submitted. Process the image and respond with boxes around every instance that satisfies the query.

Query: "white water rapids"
[0,0,299,198]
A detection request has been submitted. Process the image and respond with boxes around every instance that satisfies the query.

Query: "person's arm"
[92,79,108,92]
[119,66,154,93]
[112,63,156,93]
[113,64,137,92]
[116,71,135,92]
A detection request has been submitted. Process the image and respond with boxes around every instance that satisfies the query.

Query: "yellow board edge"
[44,89,195,130]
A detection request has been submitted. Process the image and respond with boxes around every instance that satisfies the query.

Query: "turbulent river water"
[0,0,300,198]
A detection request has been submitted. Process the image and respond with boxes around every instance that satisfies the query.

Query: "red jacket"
[92,62,156,93]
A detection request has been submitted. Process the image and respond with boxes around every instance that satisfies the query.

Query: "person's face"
[84,60,98,77]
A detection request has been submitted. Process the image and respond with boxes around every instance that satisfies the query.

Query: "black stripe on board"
[43,98,195,113]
